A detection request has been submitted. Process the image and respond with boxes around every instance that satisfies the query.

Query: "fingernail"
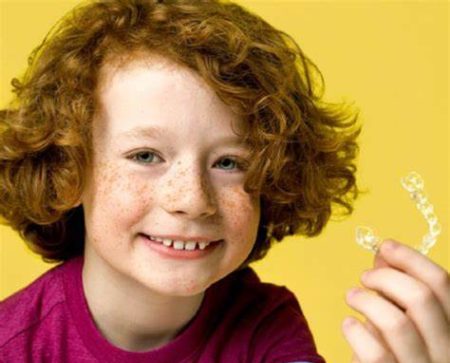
[383,240,398,251]
[347,287,362,299]
[361,270,372,281]
[343,317,357,329]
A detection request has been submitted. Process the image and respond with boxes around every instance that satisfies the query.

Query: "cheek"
[88,162,156,227]
[220,187,260,238]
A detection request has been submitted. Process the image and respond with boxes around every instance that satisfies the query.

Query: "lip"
[140,234,223,260]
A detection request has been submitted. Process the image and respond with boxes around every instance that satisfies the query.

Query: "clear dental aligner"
[355,172,442,255]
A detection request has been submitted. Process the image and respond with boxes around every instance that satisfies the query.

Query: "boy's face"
[80,58,261,296]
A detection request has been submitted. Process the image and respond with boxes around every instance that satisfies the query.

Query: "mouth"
[139,233,223,259]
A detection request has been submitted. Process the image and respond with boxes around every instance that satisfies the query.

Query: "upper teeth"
[148,236,213,250]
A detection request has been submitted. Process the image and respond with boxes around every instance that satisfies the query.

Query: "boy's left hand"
[342,239,450,363]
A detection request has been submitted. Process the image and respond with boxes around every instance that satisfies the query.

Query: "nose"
[161,162,217,219]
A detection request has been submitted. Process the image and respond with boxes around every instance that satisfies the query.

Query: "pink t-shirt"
[0,256,326,362]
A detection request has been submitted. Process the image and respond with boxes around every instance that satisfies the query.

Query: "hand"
[342,239,450,363]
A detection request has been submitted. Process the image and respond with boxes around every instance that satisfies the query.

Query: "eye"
[214,157,248,172]
[128,151,162,164]
[128,150,248,172]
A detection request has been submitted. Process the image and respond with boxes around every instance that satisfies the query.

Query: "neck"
[81,248,205,352]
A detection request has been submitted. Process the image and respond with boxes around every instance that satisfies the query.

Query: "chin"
[141,276,210,297]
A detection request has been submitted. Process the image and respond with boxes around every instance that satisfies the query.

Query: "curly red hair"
[0,0,363,269]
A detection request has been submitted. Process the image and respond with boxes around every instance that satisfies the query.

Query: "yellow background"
[0,1,448,362]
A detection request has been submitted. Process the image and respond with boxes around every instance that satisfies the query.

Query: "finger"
[342,316,396,363]
[363,319,390,351]
[378,239,450,320]
[373,249,391,269]
[346,287,430,363]
[361,267,450,362]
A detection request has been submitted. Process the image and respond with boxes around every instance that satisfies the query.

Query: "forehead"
[96,53,180,92]
[93,56,248,142]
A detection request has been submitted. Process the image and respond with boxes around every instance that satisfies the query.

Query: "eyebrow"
[121,126,165,139]
[121,126,250,149]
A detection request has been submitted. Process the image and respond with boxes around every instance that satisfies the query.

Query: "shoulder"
[213,267,326,363]
[228,267,305,317]
[0,261,66,348]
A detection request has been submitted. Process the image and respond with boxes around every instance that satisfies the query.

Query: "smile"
[147,234,216,250]
[140,234,223,260]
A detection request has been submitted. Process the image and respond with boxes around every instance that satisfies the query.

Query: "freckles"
[165,178,178,204]
[164,165,207,204]
[221,187,256,230]
[228,201,247,230]
[93,161,119,193]
[91,160,155,221]
[88,163,122,218]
